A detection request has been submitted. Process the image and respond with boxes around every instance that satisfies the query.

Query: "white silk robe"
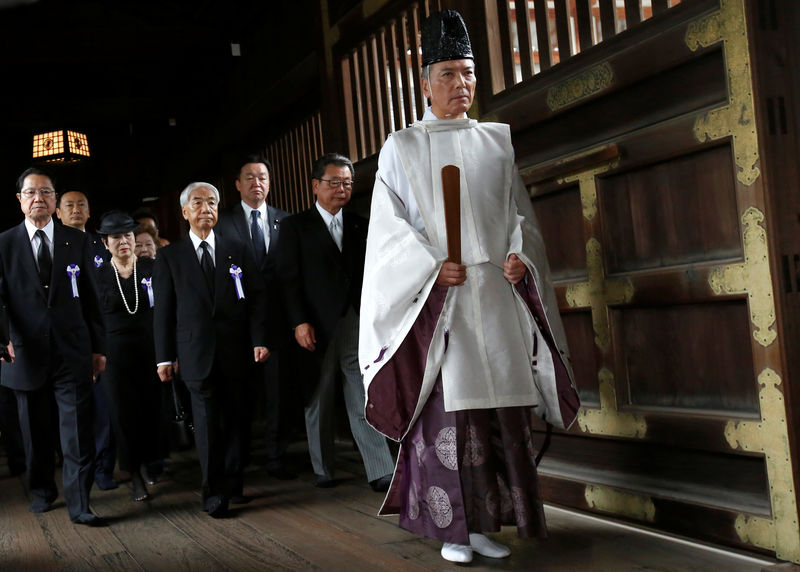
[359,109,578,437]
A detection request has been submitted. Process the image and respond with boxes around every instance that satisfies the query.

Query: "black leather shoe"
[369,474,393,492]
[268,467,297,480]
[72,512,105,526]
[29,497,54,513]
[229,495,252,505]
[205,496,228,518]
[315,475,336,488]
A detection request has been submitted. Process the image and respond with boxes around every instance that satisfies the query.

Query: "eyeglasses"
[20,187,56,198]
[318,178,354,189]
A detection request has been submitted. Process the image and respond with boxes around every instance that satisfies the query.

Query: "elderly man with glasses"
[277,153,394,491]
[0,167,106,526]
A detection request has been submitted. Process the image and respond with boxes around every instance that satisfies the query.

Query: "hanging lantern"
[32,130,91,163]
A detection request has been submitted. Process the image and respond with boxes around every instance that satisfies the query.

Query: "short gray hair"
[179,182,220,206]
[421,64,431,81]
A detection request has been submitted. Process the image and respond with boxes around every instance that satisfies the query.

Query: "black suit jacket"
[0,221,105,390]
[276,207,367,356]
[153,231,267,383]
[217,203,290,262]
[217,203,290,346]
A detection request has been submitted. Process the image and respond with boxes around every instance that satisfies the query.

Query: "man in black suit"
[154,182,268,517]
[277,153,394,490]
[0,167,106,525]
[216,154,295,480]
[56,190,118,491]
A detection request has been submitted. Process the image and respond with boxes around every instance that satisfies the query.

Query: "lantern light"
[32,130,91,163]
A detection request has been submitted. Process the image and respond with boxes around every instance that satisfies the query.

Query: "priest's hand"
[504,254,526,285]
[254,346,270,362]
[295,323,316,351]
[436,261,466,286]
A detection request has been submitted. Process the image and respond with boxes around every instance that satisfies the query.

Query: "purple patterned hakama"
[380,377,547,544]
[367,277,572,545]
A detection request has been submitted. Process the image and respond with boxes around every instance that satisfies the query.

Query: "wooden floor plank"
[0,438,778,571]
[144,466,314,572]
[238,499,430,572]
[88,470,230,572]
[0,474,57,570]
[34,506,135,570]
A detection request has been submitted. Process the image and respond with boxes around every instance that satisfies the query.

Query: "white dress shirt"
[188,229,216,266]
[25,217,55,265]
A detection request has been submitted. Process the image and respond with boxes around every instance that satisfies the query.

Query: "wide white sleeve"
[377,136,426,234]
[359,147,447,386]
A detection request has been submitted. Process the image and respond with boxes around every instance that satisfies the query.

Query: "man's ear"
[421,77,431,100]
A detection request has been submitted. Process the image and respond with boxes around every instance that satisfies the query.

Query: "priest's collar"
[417,106,476,131]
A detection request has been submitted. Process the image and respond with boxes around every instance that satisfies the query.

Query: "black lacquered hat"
[421,10,473,67]
[96,210,138,235]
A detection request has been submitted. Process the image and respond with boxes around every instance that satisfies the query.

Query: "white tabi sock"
[468,532,511,558]
[441,542,473,563]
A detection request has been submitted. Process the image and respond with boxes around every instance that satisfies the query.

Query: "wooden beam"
[520,144,621,185]
[340,56,358,161]
[359,42,376,156]
[598,0,616,41]
[495,0,517,86]
[387,21,404,131]
[625,0,642,27]
[513,0,533,80]
[372,33,391,144]
[575,0,593,53]
[554,0,572,61]
[534,0,552,71]
[652,0,669,15]
[410,4,425,121]
[398,12,415,128]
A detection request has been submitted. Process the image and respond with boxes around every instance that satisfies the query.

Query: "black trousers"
[0,385,25,473]
[14,354,95,520]
[92,375,116,477]
[185,366,248,503]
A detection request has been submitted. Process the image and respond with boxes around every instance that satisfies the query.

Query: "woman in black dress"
[96,212,162,501]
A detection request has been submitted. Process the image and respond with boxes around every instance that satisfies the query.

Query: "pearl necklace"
[112,258,138,315]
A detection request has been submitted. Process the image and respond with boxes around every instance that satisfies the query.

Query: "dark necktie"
[35,229,52,290]
[250,209,266,264]
[199,241,215,295]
